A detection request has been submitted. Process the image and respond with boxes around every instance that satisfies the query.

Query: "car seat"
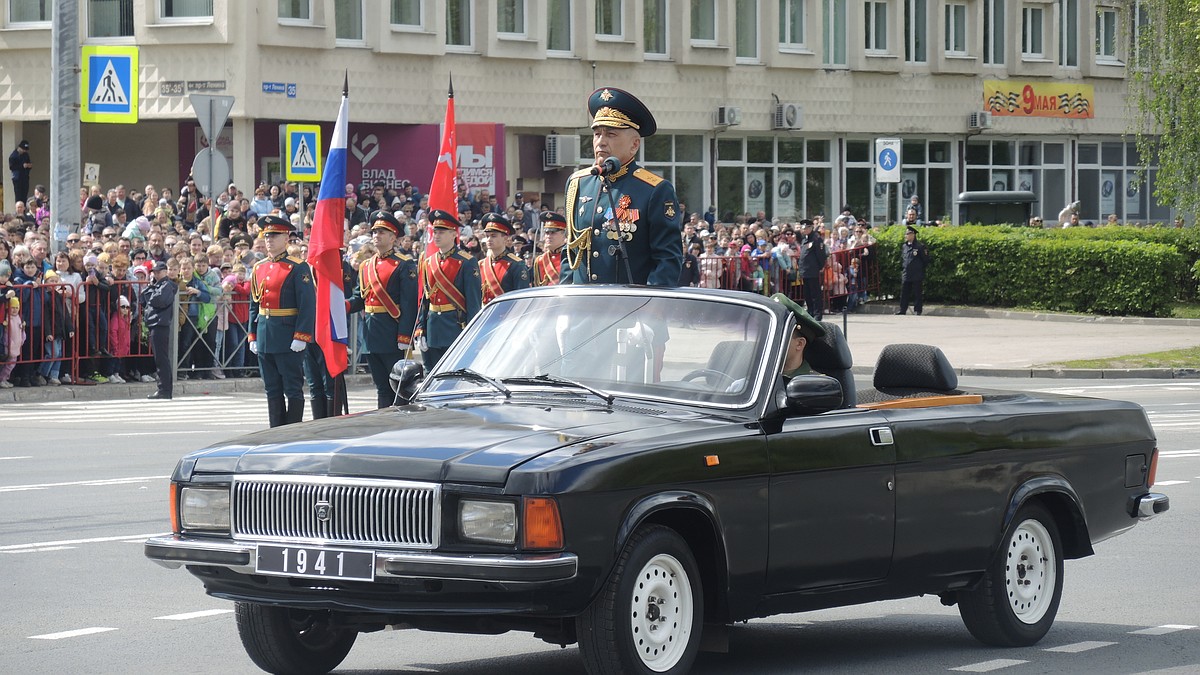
[805,322,856,408]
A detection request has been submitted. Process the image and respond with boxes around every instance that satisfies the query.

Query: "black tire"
[577,525,703,675]
[235,602,358,675]
[958,503,1064,647]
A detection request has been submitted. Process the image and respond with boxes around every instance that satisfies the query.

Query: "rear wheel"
[235,602,357,675]
[577,525,703,675]
[958,503,1064,647]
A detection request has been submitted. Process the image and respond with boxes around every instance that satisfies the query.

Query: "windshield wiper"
[503,374,615,406]
[428,368,511,399]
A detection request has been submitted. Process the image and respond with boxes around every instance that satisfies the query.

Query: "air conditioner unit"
[968,111,993,131]
[544,134,580,169]
[715,106,742,127]
[772,102,803,130]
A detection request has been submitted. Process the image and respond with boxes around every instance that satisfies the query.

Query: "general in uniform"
[415,210,482,371]
[249,215,315,427]
[532,211,566,286]
[479,212,530,304]
[562,87,683,286]
[347,211,419,408]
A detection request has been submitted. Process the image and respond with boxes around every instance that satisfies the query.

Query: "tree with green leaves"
[1132,0,1200,218]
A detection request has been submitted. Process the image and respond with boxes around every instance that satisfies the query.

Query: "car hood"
[185,399,695,485]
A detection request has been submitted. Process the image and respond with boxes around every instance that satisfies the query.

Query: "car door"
[765,409,896,593]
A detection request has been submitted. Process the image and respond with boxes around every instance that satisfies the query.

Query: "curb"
[0,374,378,404]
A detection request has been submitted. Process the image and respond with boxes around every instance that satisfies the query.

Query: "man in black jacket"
[140,261,178,399]
[8,140,32,205]
[796,219,828,320]
[897,225,930,315]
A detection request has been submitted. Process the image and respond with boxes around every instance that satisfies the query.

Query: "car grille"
[230,475,440,548]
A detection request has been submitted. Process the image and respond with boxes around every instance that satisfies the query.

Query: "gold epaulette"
[394,251,413,261]
[455,250,473,261]
[569,168,592,181]
[633,167,664,187]
[286,255,304,264]
[505,252,522,263]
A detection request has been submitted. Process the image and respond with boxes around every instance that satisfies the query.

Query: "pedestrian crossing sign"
[80,46,139,124]
[284,124,322,182]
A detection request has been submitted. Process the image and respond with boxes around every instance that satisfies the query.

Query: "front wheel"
[235,602,358,675]
[958,503,1064,647]
[577,525,703,675]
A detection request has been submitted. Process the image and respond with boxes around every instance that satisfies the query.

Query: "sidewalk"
[2,303,1198,403]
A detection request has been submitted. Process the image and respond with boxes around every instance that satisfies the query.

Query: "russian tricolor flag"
[307,81,350,378]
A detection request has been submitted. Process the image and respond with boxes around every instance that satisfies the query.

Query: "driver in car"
[770,293,826,378]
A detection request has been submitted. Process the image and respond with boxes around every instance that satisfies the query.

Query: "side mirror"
[388,360,425,405]
[784,374,843,415]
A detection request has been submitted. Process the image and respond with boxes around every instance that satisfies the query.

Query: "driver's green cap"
[770,293,826,341]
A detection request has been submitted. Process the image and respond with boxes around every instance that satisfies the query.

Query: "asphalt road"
[1,379,1196,674]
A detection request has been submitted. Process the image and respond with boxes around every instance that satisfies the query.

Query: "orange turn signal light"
[1148,449,1159,487]
[169,483,180,534]
[522,497,564,550]
[704,455,720,467]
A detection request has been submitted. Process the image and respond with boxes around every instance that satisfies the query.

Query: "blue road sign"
[81,46,139,123]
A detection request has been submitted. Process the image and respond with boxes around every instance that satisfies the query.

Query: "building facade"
[0,0,1169,225]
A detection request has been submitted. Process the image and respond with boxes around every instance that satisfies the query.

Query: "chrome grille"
[231,475,440,548]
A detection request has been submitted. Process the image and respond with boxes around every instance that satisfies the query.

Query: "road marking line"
[154,609,234,621]
[113,430,228,436]
[1044,640,1117,653]
[950,659,1028,672]
[0,456,32,461]
[0,532,167,551]
[30,627,118,640]
[1129,624,1197,635]
[1153,480,1189,486]
[0,476,168,493]
[4,546,76,554]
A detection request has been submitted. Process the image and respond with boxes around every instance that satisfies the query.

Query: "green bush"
[871,225,1185,317]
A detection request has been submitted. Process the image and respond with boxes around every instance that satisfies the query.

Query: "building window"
[161,0,212,19]
[779,0,805,48]
[90,0,134,37]
[498,0,525,36]
[547,0,571,53]
[644,0,667,55]
[691,0,716,42]
[983,0,1004,64]
[335,0,363,41]
[1022,5,1043,58]
[823,0,847,66]
[1059,0,1078,66]
[864,0,887,53]
[639,134,706,221]
[904,0,927,63]
[944,3,966,55]
[596,0,622,38]
[446,0,472,47]
[10,0,52,23]
[390,0,421,27]
[736,0,759,60]
[1131,0,1149,67]
[278,0,310,21]
[715,137,831,222]
[1096,7,1118,62]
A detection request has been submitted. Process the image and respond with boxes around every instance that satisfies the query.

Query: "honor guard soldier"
[478,212,530,304]
[562,87,683,286]
[248,215,315,427]
[347,211,419,408]
[414,210,482,370]
[533,211,567,286]
[304,251,358,418]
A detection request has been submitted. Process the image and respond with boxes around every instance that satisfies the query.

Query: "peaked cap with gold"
[588,87,657,137]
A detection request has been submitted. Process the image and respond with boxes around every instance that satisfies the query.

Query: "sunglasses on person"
[67,237,80,243]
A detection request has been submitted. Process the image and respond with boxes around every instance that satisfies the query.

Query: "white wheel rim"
[629,553,694,672]
[1005,519,1056,624]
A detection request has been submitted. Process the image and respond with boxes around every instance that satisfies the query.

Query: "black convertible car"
[146,286,1168,675]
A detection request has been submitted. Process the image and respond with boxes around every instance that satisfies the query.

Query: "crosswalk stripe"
[29,627,118,640]
[1128,624,1197,635]
[1043,641,1116,653]
[154,609,234,621]
[950,659,1027,672]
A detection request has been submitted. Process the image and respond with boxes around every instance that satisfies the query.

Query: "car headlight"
[459,500,516,545]
[179,487,231,532]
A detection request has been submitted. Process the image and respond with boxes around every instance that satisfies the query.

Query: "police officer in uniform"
[414,210,482,370]
[532,212,566,286]
[479,213,530,304]
[562,87,683,286]
[347,211,419,408]
[304,252,357,418]
[248,215,315,427]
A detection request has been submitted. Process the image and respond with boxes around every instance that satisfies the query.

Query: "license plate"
[255,544,375,582]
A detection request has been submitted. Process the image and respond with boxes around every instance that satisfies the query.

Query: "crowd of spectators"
[0,173,879,391]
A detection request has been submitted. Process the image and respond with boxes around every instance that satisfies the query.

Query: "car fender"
[1003,475,1093,559]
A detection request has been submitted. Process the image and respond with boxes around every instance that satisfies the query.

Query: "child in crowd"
[0,261,22,388]
[108,295,132,383]
[39,269,73,385]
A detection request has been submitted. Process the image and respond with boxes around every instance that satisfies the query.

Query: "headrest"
[805,322,853,373]
[872,343,958,392]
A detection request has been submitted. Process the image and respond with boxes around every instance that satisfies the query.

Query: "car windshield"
[421,291,776,408]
